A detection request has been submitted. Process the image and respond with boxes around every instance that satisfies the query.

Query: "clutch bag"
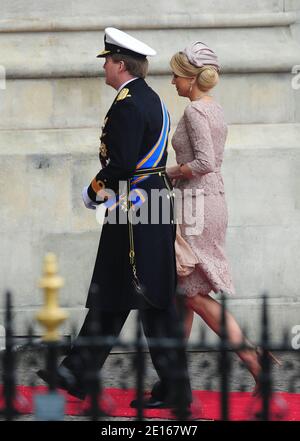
[175,223,198,277]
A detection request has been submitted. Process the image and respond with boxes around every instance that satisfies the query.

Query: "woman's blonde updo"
[170,51,219,92]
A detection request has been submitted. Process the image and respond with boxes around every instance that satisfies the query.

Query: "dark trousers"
[61,303,192,403]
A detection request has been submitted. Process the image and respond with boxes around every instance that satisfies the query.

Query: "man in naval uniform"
[38,27,191,410]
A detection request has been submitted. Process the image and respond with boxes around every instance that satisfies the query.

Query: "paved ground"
[1,348,299,421]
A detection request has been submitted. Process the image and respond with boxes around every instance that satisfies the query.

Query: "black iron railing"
[0,290,299,421]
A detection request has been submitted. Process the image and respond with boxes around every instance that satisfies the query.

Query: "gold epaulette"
[116,88,132,101]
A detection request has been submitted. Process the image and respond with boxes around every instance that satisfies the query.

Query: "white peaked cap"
[97,27,157,58]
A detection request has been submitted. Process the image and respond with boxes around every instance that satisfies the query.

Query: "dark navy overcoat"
[85,78,176,311]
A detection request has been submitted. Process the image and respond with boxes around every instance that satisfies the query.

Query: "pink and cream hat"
[183,41,220,71]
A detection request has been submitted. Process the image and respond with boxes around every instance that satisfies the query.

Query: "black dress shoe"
[130,395,192,413]
[36,368,86,400]
[130,396,172,409]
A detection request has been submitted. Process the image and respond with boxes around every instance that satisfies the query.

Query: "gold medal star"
[99,142,108,158]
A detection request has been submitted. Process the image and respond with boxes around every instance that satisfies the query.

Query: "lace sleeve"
[184,105,216,176]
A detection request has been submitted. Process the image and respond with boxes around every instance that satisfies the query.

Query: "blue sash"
[105,99,170,211]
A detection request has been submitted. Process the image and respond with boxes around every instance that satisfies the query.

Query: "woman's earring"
[189,82,193,93]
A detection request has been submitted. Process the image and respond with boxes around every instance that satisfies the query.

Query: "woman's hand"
[179,164,193,179]
[166,165,182,179]
[167,164,194,180]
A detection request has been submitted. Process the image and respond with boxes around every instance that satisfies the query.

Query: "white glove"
[82,186,97,210]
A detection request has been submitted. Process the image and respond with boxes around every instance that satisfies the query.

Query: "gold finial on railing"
[36,253,68,342]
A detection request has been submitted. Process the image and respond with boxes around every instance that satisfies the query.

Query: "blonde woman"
[167,42,280,393]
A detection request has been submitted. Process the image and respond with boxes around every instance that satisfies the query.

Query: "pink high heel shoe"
[252,348,282,396]
[255,347,282,366]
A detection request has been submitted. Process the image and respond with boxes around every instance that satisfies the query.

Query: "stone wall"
[0,0,299,345]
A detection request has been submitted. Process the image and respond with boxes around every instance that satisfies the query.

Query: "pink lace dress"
[172,99,235,297]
